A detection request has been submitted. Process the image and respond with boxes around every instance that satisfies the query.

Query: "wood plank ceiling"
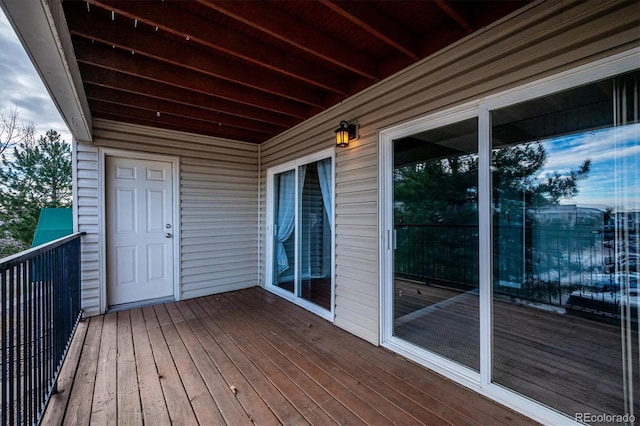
[62,0,530,144]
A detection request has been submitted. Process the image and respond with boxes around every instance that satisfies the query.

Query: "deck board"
[129,308,169,425]
[142,305,199,425]
[43,287,537,425]
[116,310,142,426]
[62,315,103,426]
[40,319,88,426]
[91,312,117,426]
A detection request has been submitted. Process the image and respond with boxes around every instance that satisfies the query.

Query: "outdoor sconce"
[335,120,358,148]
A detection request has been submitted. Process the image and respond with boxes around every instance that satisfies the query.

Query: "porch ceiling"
[61,0,530,144]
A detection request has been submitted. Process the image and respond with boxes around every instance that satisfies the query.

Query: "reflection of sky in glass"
[538,123,640,210]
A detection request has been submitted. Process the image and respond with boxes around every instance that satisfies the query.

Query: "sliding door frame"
[266,148,335,321]
[379,48,639,425]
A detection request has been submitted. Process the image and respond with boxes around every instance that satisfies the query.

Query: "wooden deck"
[41,287,536,425]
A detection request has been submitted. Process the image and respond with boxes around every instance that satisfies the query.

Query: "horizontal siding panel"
[335,153,378,176]
[335,235,377,252]
[181,245,257,261]
[181,230,257,241]
[335,179,376,195]
[180,180,256,191]
[76,169,98,180]
[334,307,378,345]
[335,294,376,320]
[336,213,377,227]
[181,260,258,278]
[180,212,256,222]
[181,250,258,268]
[335,254,376,276]
[180,221,257,231]
[337,280,378,307]
[335,202,377,217]
[180,226,257,238]
[335,247,376,268]
[77,206,97,216]
[335,190,376,205]
[335,165,377,184]
[336,265,377,288]
[181,164,257,176]
[336,224,378,239]
[182,272,256,288]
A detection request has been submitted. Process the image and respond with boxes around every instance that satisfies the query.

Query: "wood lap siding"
[258,0,639,345]
[74,119,259,315]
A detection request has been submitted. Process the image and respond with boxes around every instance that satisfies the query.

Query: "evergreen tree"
[394,141,591,225]
[0,130,72,246]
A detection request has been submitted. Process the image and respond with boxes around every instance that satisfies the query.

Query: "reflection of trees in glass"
[394,140,592,299]
[394,141,591,225]
[394,154,478,225]
[494,141,591,303]
[493,141,591,222]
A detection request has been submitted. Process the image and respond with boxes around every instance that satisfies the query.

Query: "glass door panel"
[269,154,334,315]
[393,117,480,371]
[272,169,296,293]
[299,159,332,310]
[491,71,639,418]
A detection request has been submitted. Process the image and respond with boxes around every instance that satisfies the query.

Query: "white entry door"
[106,156,175,306]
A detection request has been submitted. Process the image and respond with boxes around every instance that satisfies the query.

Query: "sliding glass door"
[392,117,480,371]
[491,70,639,419]
[381,63,639,423]
[267,151,334,318]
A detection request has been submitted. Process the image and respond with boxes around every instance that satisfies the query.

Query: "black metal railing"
[1,233,83,425]
[394,224,617,306]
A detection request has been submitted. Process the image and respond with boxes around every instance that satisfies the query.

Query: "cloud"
[0,9,73,144]
[538,124,640,210]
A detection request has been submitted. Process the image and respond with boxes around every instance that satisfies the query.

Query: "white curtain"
[275,166,307,274]
[276,170,295,274]
[317,158,333,229]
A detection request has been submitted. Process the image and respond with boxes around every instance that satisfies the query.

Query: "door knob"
[165,232,173,238]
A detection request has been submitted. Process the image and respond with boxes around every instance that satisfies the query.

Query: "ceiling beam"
[318,0,420,60]
[94,112,264,143]
[78,64,298,128]
[85,84,283,136]
[89,100,268,143]
[73,37,318,119]
[86,0,348,94]
[65,5,327,108]
[434,0,474,34]
[197,0,379,80]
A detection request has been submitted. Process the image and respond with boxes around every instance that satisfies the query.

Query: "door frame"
[265,147,335,321]
[98,148,181,314]
[378,48,639,426]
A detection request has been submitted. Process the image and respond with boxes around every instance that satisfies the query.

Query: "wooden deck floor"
[42,287,536,425]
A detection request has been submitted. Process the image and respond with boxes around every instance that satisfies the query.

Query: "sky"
[0,9,73,145]
[540,123,640,211]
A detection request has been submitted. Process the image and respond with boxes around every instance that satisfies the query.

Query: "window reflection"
[492,71,639,418]
[393,118,480,371]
